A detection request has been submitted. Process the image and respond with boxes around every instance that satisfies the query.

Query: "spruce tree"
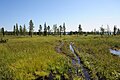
[29,20,34,37]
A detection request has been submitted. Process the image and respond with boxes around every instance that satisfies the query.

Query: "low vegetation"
[0,36,73,79]
[0,35,120,79]
[67,35,120,79]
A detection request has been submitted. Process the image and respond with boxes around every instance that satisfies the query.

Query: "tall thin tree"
[59,25,62,37]
[1,27,5,37]
[100,26,104,36]
[44,22,47,36]
[78,24,82,35]
[23,24,26,36]
[117,28,120,35]
[113,25,117,35]
[19,25,23,35]
[107,25,110,35]
[94,28,96,35]
[29,20,34,37]
[53,24,57,35]
[57,28,59,35]
[47,25,50,36]
[38,25,42,36]
[63,23,66,35]
[16,23,19,36]
[13,25,16,35]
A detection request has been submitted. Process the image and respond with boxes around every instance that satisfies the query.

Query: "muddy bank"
[55,41,64,53]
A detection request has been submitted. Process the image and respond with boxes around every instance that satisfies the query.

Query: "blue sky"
[0,0,120,32]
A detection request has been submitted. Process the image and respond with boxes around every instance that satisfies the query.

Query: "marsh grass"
[70,35,120,79]
[0,36,72,79]
[0,35,120,79]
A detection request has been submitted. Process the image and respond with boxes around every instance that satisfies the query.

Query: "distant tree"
[94,28,96,35]
[91,30,94,35]
[29,20,34,37]
[16,23,19,36]
[5,30,8,35]
[23,24,26,36]
[57,28,59,35]
[59,25,62,37]
[117,28,120,35]
[113,25,117,35]
[96,31,100,35]
[44,22,47,36]
[53,24,57,35]
[47,25,50,35]
[38,25,42,36]
[13,25,16,35]
[107,25,110,35]
[100,26,105,36]
[94,29,96,34]
[63,23,66,35]
[78,24,82,35]
[19,25,23,35]
[69,31,73,35]
[1,27,5,37]
[75,31,78,35]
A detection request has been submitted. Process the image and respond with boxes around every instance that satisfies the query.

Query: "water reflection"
[109,49,120,56]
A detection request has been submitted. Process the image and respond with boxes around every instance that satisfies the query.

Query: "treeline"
[0,20,120,37]
[0,20,66,37]
[99,25,120,36]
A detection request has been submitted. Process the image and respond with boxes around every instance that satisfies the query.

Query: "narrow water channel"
[70,43,91,80]
[109,49,120,56]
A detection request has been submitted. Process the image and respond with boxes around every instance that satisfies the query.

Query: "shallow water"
[109,49,120,56]
[70,43,90,80]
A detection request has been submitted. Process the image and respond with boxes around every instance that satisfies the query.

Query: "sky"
[0,0,120,32]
